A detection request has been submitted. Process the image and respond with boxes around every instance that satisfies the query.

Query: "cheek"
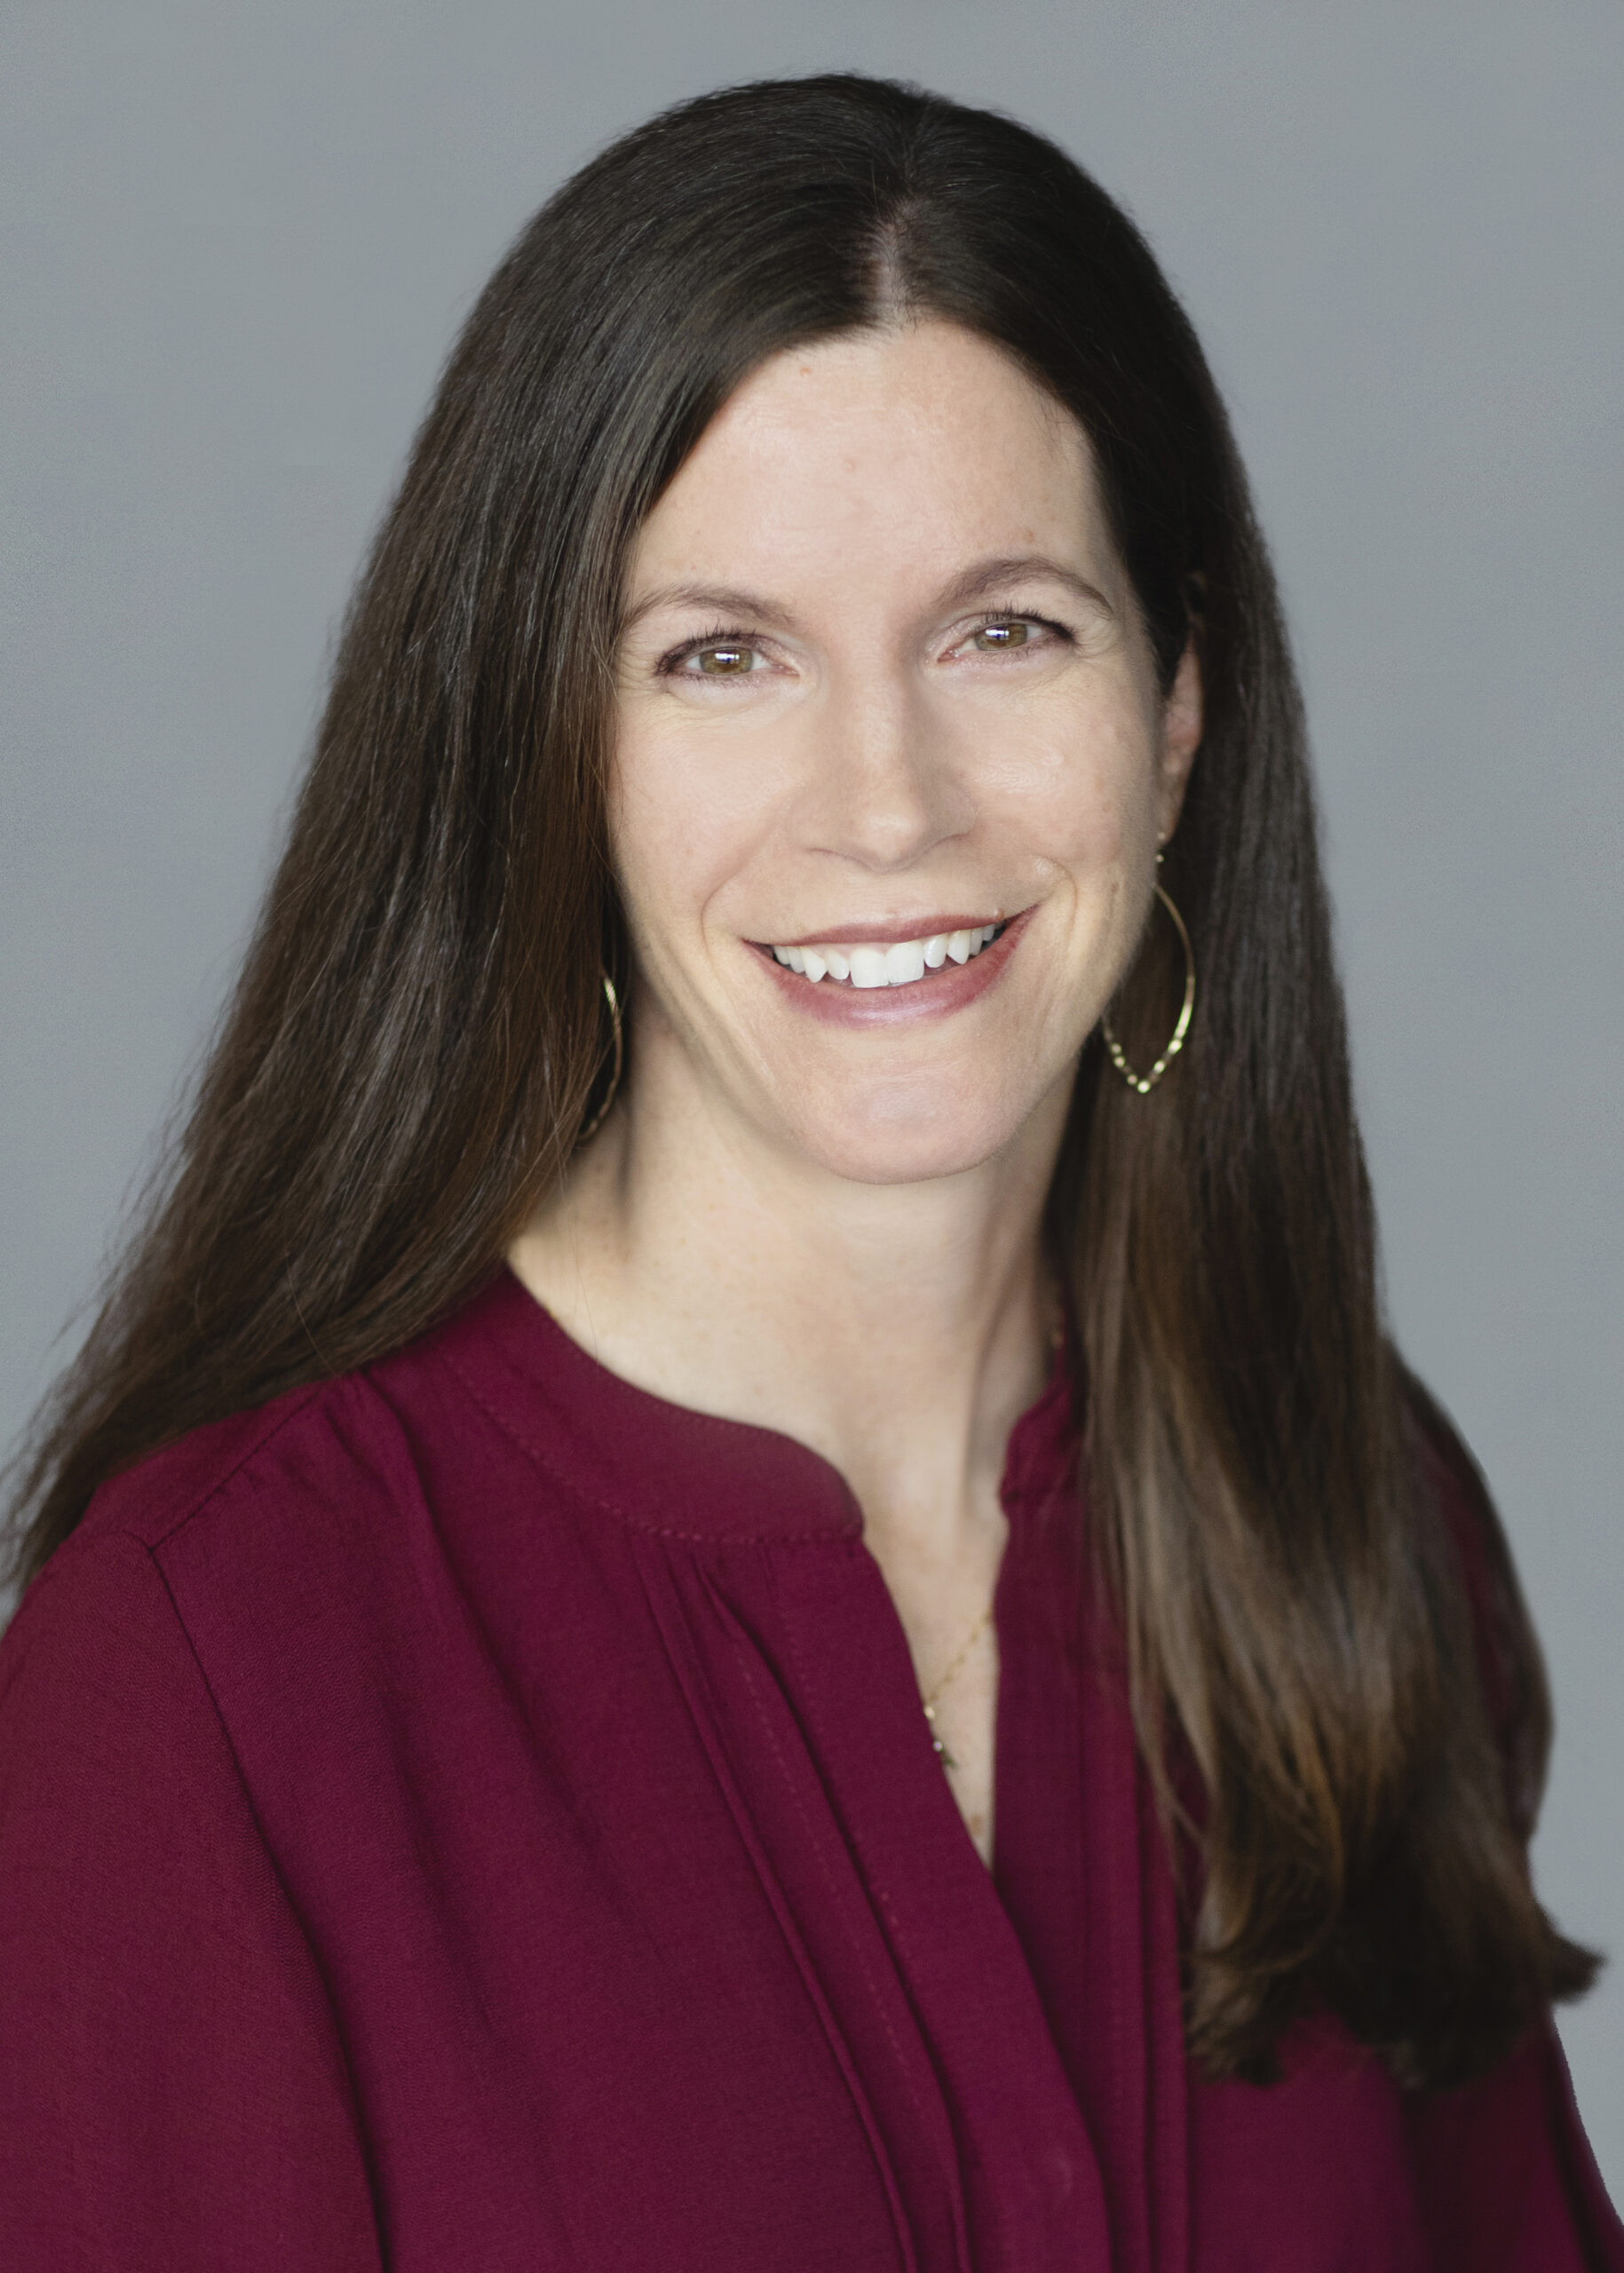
[977,697,1160,879]
[608,720,780,949]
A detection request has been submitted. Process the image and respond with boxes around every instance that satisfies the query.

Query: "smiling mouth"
[763,923,1007,989]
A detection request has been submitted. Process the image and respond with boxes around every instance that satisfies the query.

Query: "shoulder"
[0,1459,273,1896]
[1,1361,437,1723]
[67,1364,416,1561]
[12,1366,400,1602]
[0,1426,383,2269]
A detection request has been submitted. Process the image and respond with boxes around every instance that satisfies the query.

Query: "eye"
[951,612,1073,662]
[692,641,757,676]
[658,630,771,680]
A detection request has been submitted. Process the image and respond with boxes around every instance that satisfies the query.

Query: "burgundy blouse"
[1,1268,1618,2270]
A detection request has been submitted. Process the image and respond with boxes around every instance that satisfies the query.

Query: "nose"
[794,666,975,875]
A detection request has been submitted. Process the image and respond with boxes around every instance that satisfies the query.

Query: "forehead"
[628,320,1111,592]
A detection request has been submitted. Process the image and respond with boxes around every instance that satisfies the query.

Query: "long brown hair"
[4,73,1595,2083]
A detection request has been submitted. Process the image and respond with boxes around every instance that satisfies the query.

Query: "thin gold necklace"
[920,1604,993,1772]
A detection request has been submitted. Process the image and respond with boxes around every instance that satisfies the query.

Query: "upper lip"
[758,913,1012,949]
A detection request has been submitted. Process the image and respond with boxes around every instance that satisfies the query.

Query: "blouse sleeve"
[1399,1380,1624,2272]
[0,1527,381,2272]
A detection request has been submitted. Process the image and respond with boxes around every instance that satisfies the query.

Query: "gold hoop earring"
[575,970,623,1146]
[1102,871,1196,1096]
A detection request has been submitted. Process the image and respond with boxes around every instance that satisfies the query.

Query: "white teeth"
[770,923,1004,988]
[848,946,890,989]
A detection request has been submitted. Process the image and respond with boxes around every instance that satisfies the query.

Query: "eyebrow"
[620,582,800,636]
[620,553,1114,637]
[936,553,1113,617]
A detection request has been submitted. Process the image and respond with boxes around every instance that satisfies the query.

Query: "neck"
[510,1023,1069,1564]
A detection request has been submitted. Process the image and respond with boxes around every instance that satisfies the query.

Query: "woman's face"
[612,319,1200,1186]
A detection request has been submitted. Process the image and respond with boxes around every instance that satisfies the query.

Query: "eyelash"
[654,624,765,677]
[654,610,1075,677]
[965,611,1075,653]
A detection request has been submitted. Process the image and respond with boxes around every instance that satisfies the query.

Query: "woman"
[1,72,1617,2271]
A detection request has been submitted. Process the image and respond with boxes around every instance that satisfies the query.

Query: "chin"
[772,1082,1034,1188]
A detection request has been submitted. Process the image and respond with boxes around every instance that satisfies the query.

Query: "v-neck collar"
[445,1263,1077,1551]
[431,1264,1185,2271]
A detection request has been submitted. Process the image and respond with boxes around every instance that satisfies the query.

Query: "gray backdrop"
[4,0,1620,2196]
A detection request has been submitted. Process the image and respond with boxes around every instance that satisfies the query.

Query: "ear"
[1156,641,1202,843]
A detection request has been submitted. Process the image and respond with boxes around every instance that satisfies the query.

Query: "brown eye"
[972,620,1029,650]
[696,644,754,675]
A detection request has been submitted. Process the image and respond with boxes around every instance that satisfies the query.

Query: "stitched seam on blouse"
[733,1574,959,2218]
[769,1566,978,2270]
[436,1344,856,1547]
[135,1382,332,1555]
[134,1537,387,2233]
[630,1548,923,2273]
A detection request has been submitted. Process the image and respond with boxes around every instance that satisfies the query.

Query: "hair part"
[5,71,1596,2085]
